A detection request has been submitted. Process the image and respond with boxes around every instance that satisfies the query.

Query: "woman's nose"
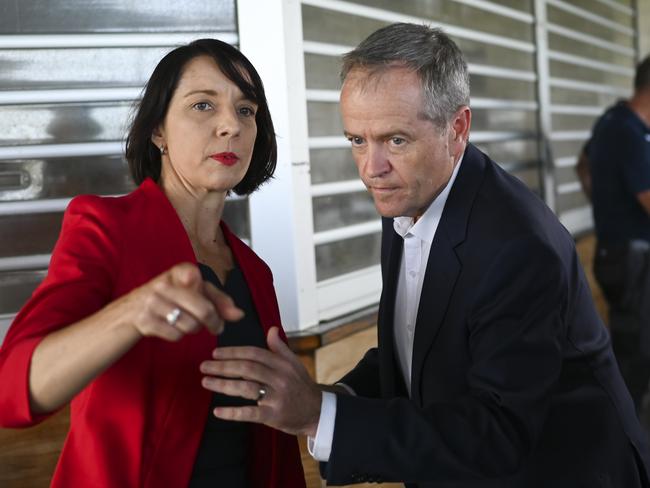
[216,107,241,138]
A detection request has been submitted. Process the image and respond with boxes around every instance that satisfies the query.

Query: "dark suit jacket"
[323,144,650,487]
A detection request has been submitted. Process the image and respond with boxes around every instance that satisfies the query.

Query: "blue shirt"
[586,101,650,243]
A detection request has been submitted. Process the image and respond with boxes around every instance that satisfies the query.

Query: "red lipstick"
[211,152,239,166]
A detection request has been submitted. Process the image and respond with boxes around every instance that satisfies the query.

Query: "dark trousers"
[611,328,650,410]
[594,240,650,410]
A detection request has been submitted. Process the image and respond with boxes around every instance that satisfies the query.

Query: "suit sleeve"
[323,237,567,485]
[337,347,381,398]
[0,196,120,427]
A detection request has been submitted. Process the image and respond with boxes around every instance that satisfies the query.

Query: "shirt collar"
[393,153,464,242]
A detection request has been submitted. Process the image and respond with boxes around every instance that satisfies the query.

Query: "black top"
[189,263,267,488]
[586,101,650,243]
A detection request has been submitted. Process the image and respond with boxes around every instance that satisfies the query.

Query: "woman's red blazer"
[0,178,306,487]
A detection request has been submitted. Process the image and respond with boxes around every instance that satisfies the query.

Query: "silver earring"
[160,145,166,156]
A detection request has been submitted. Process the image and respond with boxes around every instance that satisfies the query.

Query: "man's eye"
[193,102,212,111]
[347,136,364,146]
[391,137,405,145]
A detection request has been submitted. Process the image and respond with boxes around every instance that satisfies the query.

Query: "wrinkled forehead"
[342,69,429,119]
[342,63,419,90]
[341,65,432,120]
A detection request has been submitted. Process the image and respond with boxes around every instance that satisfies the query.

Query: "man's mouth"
[370,186,397,193]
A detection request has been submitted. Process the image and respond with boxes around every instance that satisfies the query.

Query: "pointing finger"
[203,281,244,323]
[170,262,202,290]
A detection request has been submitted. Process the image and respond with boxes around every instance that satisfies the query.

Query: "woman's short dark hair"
[125,38,276,195]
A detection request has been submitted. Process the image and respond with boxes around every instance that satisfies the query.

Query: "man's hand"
[200,327,322,437]
[636,189,650,216]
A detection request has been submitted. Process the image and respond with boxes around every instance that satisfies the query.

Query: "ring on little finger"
[165,307,182,327]
[256,386,267,403]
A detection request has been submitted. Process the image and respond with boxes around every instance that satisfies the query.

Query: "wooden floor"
[575,234,609,324]
[0,407,68,488]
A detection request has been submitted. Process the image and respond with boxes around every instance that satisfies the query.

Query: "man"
[576,56,650,411]
[203,24,650,486]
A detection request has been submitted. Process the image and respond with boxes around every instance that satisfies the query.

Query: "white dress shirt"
[309,155,464,462]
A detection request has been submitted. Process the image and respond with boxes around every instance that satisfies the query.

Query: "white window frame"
[237,0,319,331]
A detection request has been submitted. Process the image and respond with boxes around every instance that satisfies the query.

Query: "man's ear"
[451,106,471,144]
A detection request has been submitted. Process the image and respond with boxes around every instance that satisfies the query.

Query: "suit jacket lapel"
[410,226,461,403]
[409,144,486,403]
[378,218,406,397]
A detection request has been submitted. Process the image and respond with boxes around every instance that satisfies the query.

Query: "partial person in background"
[0,39,305,488]
[576,55,650,411]
[201,24,650,487]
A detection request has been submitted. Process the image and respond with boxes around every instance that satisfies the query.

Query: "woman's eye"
[193,102,212,111]
[239,106,256,117]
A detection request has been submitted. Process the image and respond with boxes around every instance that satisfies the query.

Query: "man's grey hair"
[341,23,470,129]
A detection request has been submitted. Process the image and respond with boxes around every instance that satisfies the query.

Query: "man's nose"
[364,144,391,178]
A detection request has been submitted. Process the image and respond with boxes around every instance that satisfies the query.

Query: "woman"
[0,39,305,488]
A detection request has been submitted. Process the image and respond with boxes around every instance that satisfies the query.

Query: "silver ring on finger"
[165,307,182,327]
[256,386,267,403]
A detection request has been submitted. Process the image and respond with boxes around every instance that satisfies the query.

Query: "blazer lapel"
[410,226,461,403]
[221,221,287,341]
[378,218,406,397]
[409,144,486,403]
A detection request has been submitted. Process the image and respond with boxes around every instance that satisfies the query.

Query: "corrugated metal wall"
[540,0,637,234]
[297,0,640,322]
[302,0,540,288]
[0,0,643,338]
[0,0,244,333]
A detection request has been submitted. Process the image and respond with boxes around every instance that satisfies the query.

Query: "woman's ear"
[151,126,165,150]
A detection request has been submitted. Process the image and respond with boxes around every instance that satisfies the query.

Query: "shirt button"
[409,270,416,277]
